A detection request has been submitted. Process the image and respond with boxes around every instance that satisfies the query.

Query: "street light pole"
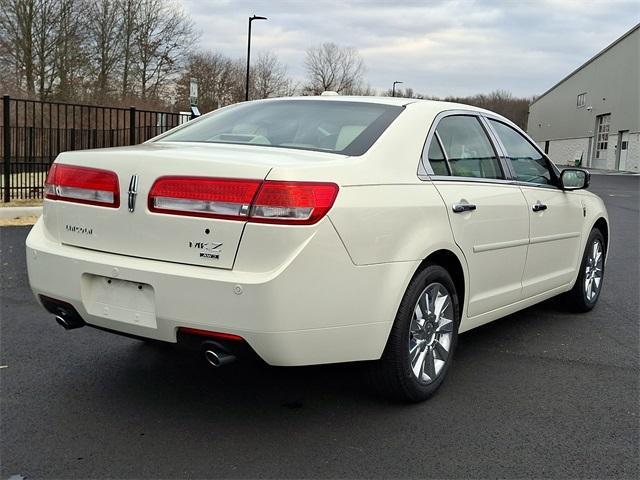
[392,81,403,97]
[245,14,267,101]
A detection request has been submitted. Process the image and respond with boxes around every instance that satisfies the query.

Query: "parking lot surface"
[1,174,638,479]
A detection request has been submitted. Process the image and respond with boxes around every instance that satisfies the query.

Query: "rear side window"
[426,115,503,179]
[489,119,554,186]
[158,100,403,156]
[426,136,449,175]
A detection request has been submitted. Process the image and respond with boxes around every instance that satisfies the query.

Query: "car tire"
[369,264,460,402]
[564,228,606,312]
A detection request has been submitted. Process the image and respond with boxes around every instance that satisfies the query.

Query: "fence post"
[28,126,34,161]
[129,106,136,145]
[3,95,10,203]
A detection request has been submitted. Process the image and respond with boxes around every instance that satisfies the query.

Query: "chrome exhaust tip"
[55,315,71,329]
[204,349,236,367]
[55,314,84,330]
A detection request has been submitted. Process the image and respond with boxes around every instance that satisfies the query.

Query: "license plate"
[82,275,157,328]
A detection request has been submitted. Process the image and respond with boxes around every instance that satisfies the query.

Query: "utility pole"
[245,15,268,101]
[392,81,403,97]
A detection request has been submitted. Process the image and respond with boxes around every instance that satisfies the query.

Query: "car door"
[423,113,530,318]
[486,118,585,298]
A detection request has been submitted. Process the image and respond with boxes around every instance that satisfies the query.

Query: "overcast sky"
[180,0,639,98]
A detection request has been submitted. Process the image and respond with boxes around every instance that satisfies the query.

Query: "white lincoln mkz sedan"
[26,96,609,401]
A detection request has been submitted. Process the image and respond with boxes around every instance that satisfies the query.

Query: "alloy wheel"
[584,239,604,302]
[408,282,454,384]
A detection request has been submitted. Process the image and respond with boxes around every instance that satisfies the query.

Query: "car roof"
[255,95,493,115]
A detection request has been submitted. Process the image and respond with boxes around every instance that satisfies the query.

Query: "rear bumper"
[26,219,417,366]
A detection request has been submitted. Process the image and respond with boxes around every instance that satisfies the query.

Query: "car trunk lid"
[52,142,341,269]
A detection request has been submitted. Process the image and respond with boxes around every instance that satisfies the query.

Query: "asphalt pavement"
[1,174,638,479]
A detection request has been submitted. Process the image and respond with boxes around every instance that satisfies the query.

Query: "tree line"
[0,0,195,107]
[0,0,533,128]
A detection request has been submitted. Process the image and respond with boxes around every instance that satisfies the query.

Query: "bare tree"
[55,0,87,100]
[118,0,138,99]
[251,51,290,99]
[304,43,365,95]
[0,0,202,106]
[382,86,429,99]
[378,86,530,128]
[227,58,249,104]
[87,0,121,101]
[133,0,196,99]
[0,0,87,99]
[176,51,240,112]
[281,77,300,97]
[445,90,532,129]
[0,0,36,94]
[350,83,376,96]
[33,0,59,97]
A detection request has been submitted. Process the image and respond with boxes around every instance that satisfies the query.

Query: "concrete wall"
[546,137,591,166]
[544,133,639,171]
[527,26,639,170]
[620,132,640,172]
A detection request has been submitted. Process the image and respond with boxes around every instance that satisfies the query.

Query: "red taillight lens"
[251,181,339,225]
[45,163,120,208]
[148,177,262,220]
[148,177,339,225]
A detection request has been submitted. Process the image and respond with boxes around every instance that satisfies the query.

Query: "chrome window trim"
[434,131,452,175]
[419,109,474,177]
[427,131,452,177]
[421,176,561,191]
[417,158,430,179]
[510,180,563,190]
[478,115,513,178]
[428,175,561,190]
[418,109,507,181]
[481,113,562,188]
[429,175,517,186]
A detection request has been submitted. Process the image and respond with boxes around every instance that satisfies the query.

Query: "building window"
[577,92,587,108]
[595,114,610,159]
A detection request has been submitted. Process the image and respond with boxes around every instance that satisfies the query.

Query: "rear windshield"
[158,100,403,156]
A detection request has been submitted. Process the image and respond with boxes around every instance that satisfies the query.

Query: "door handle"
[452,202,477,213]
[532,202,548,212]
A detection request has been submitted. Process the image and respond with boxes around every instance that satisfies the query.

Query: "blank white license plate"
[82,275,157,328]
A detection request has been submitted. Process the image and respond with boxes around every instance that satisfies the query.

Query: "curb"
[0,206,42,219]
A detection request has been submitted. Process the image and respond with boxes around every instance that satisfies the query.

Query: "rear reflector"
[149,177,338,225]
[45,164,120,208]
[178,327,244,341]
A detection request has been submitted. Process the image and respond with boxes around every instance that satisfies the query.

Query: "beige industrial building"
[527,24,639,172]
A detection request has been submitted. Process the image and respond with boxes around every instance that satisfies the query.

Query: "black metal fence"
[1,95,192,202]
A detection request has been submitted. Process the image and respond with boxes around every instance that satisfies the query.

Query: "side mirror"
[560,168,590,190]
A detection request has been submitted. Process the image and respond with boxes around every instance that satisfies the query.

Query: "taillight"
[45,163,120,208]
[251,181,339,225]
[149,177,339,225]
[148,177,262,220]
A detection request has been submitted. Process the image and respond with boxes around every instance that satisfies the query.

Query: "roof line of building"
[531,22,640,106]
